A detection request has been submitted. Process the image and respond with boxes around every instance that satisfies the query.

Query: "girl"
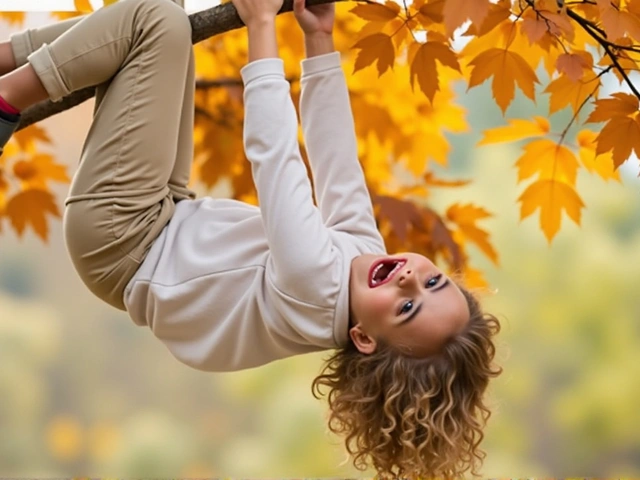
[0,0,501,476]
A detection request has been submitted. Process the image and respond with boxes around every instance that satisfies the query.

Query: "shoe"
[0,114,19,156]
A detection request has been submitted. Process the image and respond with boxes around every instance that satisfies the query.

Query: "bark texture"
[17,0,345,131]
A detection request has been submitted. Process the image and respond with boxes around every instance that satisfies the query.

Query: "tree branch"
[16,0,348,131]
[565,7,640,100]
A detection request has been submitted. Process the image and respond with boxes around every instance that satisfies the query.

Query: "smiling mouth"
[368,258,407,288]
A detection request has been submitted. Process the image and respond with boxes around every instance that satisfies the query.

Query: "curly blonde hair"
[312,286,502,478]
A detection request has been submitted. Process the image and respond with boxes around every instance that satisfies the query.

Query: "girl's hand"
[232,0,284,28]
[293,0,335,36]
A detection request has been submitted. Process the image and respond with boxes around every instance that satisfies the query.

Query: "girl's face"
[348,252,470,356]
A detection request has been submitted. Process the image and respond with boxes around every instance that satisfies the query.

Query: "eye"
[398,300,413,315]
[425,274,442,288]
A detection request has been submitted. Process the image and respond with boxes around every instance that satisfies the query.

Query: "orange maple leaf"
[518,179,584,242]
[556,52,593,82]
[478,116,550,145]
[468,48,538,113]
[13,154,71,190]
[5,189,61,241]
[515,139,580,185]
[442,0,491,36]
[595,0,640,41]
[520,1,574,44]
[576,130,620,182]
[353,33,395,76]
[545,71,600,114]
[586,92,639,123]
[463,0,512,37]
[446,203,498,265]
[595,115,640,168]
[0,12,26,25]
[424,171,470,187]
[74,0,94,12]
[410,41,461,101]
[350,2,400,22]
[417,0,445,25]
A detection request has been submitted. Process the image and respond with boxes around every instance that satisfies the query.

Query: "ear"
[349,323,377,355]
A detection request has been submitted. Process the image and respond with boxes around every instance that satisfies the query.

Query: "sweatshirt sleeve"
[300,52,385,251]
[241,58,336,300]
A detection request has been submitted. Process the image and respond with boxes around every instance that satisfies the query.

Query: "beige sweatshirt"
[123,52,386,372]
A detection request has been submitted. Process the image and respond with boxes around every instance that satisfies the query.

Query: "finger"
[293,0,304,14]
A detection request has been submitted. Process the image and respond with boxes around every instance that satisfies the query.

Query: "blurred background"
[1,7,640,478]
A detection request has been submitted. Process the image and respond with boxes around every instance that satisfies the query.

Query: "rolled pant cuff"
[9,30,34,67]
[27,45,70,102]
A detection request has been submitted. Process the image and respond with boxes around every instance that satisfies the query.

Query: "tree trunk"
[17,0,345,131]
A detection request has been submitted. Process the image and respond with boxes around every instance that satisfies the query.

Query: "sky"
[0,0,220,13]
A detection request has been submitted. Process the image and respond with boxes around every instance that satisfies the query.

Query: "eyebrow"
[400,279,451,325]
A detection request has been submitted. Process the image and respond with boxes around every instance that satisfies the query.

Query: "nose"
[398,268,420,291]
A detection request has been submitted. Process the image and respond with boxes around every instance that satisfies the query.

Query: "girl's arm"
[235,0,338,300]
[294,1,386,251]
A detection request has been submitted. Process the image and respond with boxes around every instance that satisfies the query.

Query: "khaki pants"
[10,0,196,310]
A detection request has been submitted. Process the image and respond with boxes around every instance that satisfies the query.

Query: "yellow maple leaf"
[595,115,640,168]
[0,12,25,25]
[468,48,538,113]
[350,2,400,23]
[515,139,580,185]
[556,51,593,82]
[352,33,395,76]
[442,0,491,37]
[11,124,52,154]
[518,179,584,242]
[478,116,550,145]
[74,0,94,12]
[586,92,639,123]
[545,71,600,114]
[463,0,511,37]
[13,154,71,190]
[446,203,498,265]
[410,41,461,101]
[576,129,620,181]
[5,189,61,242]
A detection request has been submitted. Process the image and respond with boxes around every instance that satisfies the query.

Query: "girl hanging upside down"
[0,0,502,476]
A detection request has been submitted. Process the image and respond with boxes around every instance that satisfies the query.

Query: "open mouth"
[368,258,407,288]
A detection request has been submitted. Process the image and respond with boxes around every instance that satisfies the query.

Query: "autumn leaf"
[353,33,395,76]
[73,0,94,12]
[417,0,445,25]
[478,116,550,145]
[576,130,620,181]
[556,52,593,82]
[586,92,639,123]
[13,154,71,190]
[594,115,640,168]
[442,0,491,37]
[515,139,580,185]
[595,0,640,41]
[350,2,400,23]
[545,71,600,115]
[11,124,52,153]
[520,2,574,44]
[446,203,498,264]
[374,195,426,242]
[424,171,470,187]
[518,179,584,242]
[463,0,511,37]
[468,48,538,113]
[5,189,61,241]
[0,12,26,25]
[410,41,461,101]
